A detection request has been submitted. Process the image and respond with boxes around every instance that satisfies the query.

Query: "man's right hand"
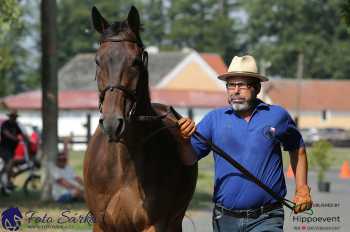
[177,118,196,140]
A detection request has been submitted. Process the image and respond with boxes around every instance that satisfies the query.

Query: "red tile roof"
[1,90,98,110]
[4,79,349,112]
[200,53,227,75]
[1,89,227,110]
[267,79,350,111]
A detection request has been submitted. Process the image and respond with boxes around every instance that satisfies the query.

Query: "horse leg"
[143,226,156,232]
[165,212,185,232]
[167,221,182,232]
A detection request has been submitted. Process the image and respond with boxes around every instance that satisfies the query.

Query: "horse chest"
[103,185,154,230]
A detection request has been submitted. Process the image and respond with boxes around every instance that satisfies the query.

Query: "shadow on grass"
[0,190,87,211]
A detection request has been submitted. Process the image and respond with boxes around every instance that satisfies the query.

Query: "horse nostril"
[115,118,125,137]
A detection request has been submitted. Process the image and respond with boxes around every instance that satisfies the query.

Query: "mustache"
[229,96,246,101]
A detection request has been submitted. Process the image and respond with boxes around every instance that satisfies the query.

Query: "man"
[0,109,25,193]
[178,55,312,231]
[52,146,84,203]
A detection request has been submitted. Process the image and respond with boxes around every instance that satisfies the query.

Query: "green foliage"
[0,0,21,36]
[341,0,350,25]
[138,0,166,46]
[308,140,334,182]
[239,0,350,79]
[0,0,21,75]
[56,0,241,67]
[0,0,25,96]
[5,0,350,97]
[167,0,240,62]
[57,0,143,68]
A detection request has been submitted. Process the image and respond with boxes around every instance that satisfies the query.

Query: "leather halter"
[97,37,167,122]
[98,84,137,120]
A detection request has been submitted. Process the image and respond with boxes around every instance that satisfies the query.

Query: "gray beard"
[231,101,253,112]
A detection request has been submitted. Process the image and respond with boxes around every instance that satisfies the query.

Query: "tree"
[41,0,58,201]
[167,0,240,62]
[56,0,143,68]
[341,0,350,25]
[139,0,166,47]
[0,0,41,96]
[308,140,334,184]
[55,0,242,67]
[239,0,350,79]
[0,0,23,96]
[0,0,21,38]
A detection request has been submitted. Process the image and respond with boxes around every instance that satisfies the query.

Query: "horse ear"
[91,6,110,34]
[127,6,141,34]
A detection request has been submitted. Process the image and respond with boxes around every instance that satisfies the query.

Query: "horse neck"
[134,70,153,117]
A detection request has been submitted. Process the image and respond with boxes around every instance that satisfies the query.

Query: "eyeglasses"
[226,82,252,90]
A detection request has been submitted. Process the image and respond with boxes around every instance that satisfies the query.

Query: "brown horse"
[83,6,198,232]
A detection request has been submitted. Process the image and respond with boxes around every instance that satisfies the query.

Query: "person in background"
[0,109,26,194]
[51,138,84,203]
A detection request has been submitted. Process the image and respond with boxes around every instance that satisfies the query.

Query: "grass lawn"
[1,151,91,231]
[1,146,349,230]
[282,146,350,170]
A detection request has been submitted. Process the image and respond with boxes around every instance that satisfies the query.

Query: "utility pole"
[295,52,304,128]
[41,0,58,201]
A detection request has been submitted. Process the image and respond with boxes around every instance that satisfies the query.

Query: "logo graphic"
[263,125,276,139]
[1,207,23,231]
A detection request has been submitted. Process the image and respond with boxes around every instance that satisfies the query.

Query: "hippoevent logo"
[1,207,23,231]
[291,201,342,231]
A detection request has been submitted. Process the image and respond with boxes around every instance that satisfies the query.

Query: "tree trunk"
[40,0,58,202]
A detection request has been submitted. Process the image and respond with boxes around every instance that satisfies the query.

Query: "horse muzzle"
[99,115,126,142]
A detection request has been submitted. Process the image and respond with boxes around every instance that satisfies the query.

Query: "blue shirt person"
[178,55,312,232]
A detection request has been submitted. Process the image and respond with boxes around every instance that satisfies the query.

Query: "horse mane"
[135,65,153,116]
[102,20,152,116]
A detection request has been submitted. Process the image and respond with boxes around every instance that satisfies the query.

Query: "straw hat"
[218,55,268,82]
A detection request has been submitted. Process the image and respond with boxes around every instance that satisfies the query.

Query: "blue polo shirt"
[191,99,304,210]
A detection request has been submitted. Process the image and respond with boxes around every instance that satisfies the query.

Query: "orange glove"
[293,185,313,214]
[178,118,196,140]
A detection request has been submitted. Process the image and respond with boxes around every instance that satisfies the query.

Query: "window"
[321,109,330,122]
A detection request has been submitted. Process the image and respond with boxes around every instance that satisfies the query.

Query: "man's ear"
[255,82,261,95]
[127,6,141,35]
[91,6,110,34]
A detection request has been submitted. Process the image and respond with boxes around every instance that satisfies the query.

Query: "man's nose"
[233,87,241,94]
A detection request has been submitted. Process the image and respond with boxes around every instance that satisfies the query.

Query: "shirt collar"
[224,98,270,114]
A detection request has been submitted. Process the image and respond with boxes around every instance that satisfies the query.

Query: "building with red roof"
[2,49,350,150]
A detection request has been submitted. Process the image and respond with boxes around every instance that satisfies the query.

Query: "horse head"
[92,6,149,142]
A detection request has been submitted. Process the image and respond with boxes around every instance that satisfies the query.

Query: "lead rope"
[169,106,313,216]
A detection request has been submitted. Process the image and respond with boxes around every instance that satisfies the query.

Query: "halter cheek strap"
[96,37,164,123]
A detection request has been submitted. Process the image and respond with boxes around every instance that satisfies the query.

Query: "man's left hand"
[293,185,313,214]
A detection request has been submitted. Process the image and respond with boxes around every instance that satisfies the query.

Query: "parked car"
[318,128,348,141]
[300,127,350,146]
[300,128,321,144]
